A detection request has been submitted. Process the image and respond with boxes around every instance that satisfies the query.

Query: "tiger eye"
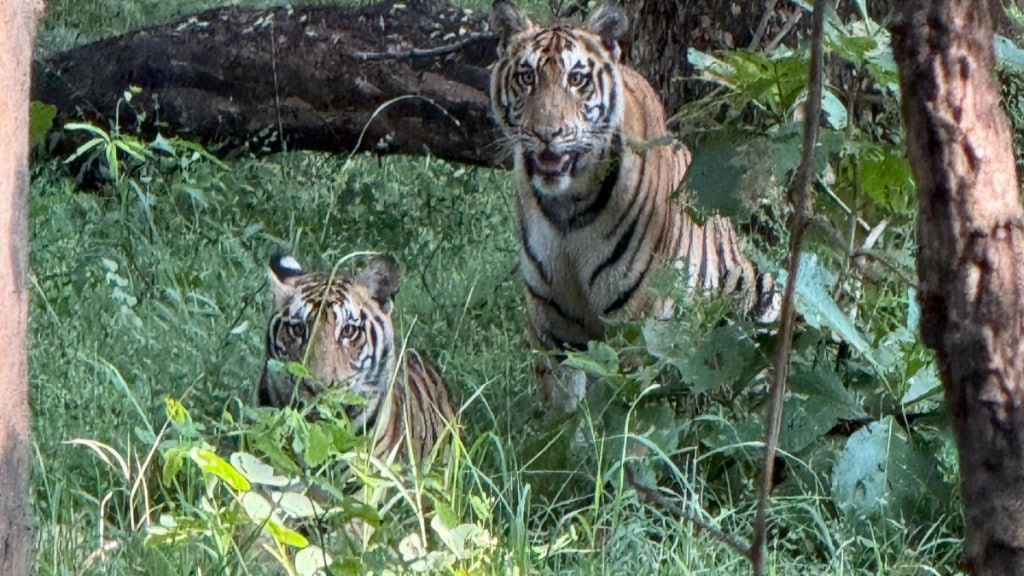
[517,68,535,86]
[568,70,588,88]
[339,323,360,341]
[287,323,305,340]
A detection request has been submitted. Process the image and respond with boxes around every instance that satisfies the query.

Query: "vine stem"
[749,1,827,574]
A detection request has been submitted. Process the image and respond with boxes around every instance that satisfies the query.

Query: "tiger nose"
[532,126,564,145]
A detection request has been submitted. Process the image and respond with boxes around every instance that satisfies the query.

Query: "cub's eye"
[286,323,305,340]
[568,70,589,88]
[339,323,360,341]
[516,68,535,86]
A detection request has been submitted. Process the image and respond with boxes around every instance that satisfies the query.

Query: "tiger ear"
[356,255,400,309]
[585,3,628,61]
[268,253,303,308]
[492,1,531,51]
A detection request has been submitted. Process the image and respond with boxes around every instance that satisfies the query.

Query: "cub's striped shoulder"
[258,253,455,463]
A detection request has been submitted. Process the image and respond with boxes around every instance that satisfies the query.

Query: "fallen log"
[33,1,504,166]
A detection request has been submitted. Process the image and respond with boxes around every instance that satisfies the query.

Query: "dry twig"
[749,0,827,574]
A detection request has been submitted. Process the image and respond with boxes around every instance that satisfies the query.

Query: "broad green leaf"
[826,29,878,66]
[29,102,57,147]
[161,447,187,486]
[586,341,619,371]
[901,365,942,407]
[433,501,460,532]
[859,145,913,214]
[683,131,746,218]
[832,416,949,522]
[150,133,176,155]
[687,48,729,77]
[781,368,867,452]
[304,424,330,468]
[265,358,286,375]
[431,515,484,559]
[286,361,311,379]
[190,447,251,491]
[105,144,119,180]
[115,138,150,161]
[230,452,290,487]
[241,490,274,522]
[995,34,1024,70]
[820,89,848,130]
[602,400,678,468]
[64,122,110,140]
[166,136,228,168]
[240,492,308,548]
[561,353,612,379]
[165,397,190,426]
[272,491,325,519]
[265,519,308,548]
[295,545,331,576]
[63,137,104,164]
[785,253,881,371]
[645,320,759,394]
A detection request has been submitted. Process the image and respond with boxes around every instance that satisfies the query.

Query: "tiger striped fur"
[490,2,778,411]
[258,254,454,463]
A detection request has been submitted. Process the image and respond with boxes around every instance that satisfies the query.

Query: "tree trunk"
[0,1,42,574]
[622,0,805,113]
[621,0,1021,117]
[33,1,502,166]
[891,2,1024,574]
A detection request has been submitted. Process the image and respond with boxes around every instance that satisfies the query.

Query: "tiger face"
[259,254,400,430]
[490,2,628,195]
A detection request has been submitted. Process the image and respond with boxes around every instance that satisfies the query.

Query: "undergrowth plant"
[32,1,1024,575]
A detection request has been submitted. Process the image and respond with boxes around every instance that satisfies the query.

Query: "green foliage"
[832,417,950,523]
[31,1,1023,574]
[30,101,57,148]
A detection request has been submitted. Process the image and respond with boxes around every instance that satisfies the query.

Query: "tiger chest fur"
[491,2,770,410]
[492,4,698,350]
[513,77,690,351]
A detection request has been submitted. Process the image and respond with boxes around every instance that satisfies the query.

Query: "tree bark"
[892,2,1024,574]
[33,1,502,166]
[622,0,805,113]
[1,1,42,575]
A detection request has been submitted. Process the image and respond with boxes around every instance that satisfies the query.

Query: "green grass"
[27,147,964,575]
[27,1,969,574]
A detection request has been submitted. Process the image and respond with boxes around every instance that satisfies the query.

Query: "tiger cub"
[490,2,778,411]
[258,254,454,464]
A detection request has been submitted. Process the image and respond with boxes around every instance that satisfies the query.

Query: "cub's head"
[259,254,400,427]
[490,2,628,193]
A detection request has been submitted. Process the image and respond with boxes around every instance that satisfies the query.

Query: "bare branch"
[750,0,827,574]
[351,33,495,61]
[624,465,752,559]
[748,0,779,50]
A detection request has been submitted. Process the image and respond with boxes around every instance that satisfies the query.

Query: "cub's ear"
[268,253,303,308]
[356,255,400,309]
[585,2,628,61]
[492,1,531,51]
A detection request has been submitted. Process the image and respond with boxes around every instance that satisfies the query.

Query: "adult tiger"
[258,253,455,464]
[490,2,778,411]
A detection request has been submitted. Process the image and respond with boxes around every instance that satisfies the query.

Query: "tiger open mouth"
[525,149,577,179]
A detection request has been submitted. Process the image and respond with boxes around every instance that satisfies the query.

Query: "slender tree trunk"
[0,1,42,574]
[891,2,1024,574]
